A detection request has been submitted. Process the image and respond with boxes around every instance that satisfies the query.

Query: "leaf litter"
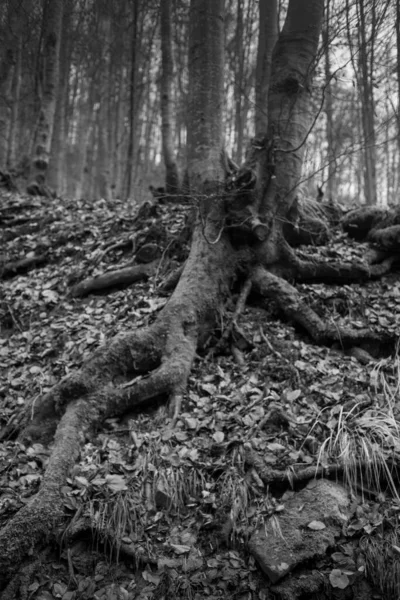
[1,191,400,598]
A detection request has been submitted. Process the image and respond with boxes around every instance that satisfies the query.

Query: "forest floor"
[1,190,400,600]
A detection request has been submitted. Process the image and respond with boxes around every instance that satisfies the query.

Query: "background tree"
[160,0,180,193]
[27,0,63,196]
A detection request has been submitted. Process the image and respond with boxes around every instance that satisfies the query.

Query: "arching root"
[252,266,396,349]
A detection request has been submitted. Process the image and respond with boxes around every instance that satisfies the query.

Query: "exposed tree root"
[70,260,159,297]
[244,444,344,485]
[1,253,48,279]
[291,254,395,284]
[251,266,395,349]
[0,220,234,589]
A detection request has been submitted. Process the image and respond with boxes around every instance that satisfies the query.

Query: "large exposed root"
[252,265,395,348]
[0,219,234,590]
[0,400,86,587]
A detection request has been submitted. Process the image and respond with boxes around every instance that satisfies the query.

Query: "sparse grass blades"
[317,404,400,499]
[362,531,400,600]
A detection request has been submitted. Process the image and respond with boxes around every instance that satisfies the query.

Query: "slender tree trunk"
[7,34,22,169]
[255,0,278,135]
[96,15,112,201]
[234,0,244,164]
[396,0,400,161]
[160,0,179,193]
[0,4,18,170]
[323,0,336,201]
[27,0,63,196]
[357,0,377,205]
[112,65,125,198]
[125,0,139,200]
[48,1,71,195]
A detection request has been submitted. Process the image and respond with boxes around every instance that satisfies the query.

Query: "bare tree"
[0,1,20,171]
[27,0,63,197]
[160,0,180,194]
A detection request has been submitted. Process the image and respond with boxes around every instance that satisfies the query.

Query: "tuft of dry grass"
[316,400,400,500]
[362,531,400,600]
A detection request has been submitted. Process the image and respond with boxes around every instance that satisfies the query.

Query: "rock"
[249,479,353,584]
[135,243,161,264]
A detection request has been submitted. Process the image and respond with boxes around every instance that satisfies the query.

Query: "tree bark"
[255,0,278,135]
[0,3,19,170]
[187,0,225,190]
[124,0,139,201]
[27,0,63,197]
[160,0,180,194]
[259,0,324,243]
[357,0,377,206]
[7,33,22,170]
[323,0,337,201]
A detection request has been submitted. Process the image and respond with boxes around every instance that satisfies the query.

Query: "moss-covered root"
[251,266,395,348]
[0,400,86,591]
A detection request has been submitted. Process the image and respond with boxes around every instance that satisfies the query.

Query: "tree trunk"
[255,0,278,135]
[160,0,180,194]
[233,0,244,164]
[396,0,400,164]
[47,0,71,195]
[27,0,63,197]
[357,0,377,205]
[7,33,22,170]
[0,3,19,170]
[187,0,225,190]
[323,0,337,201]
[260,0,324,237]
[124,0,139,201]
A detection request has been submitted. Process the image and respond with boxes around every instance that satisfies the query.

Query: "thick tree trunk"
[160,0,180,194]
[187,0,225,190]
[258,0,324,251]
[27,0,63,197]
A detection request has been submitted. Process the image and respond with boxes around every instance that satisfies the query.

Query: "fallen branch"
[70,260,159,297]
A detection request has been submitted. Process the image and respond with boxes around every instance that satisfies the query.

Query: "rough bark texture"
[27,0,63,197]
